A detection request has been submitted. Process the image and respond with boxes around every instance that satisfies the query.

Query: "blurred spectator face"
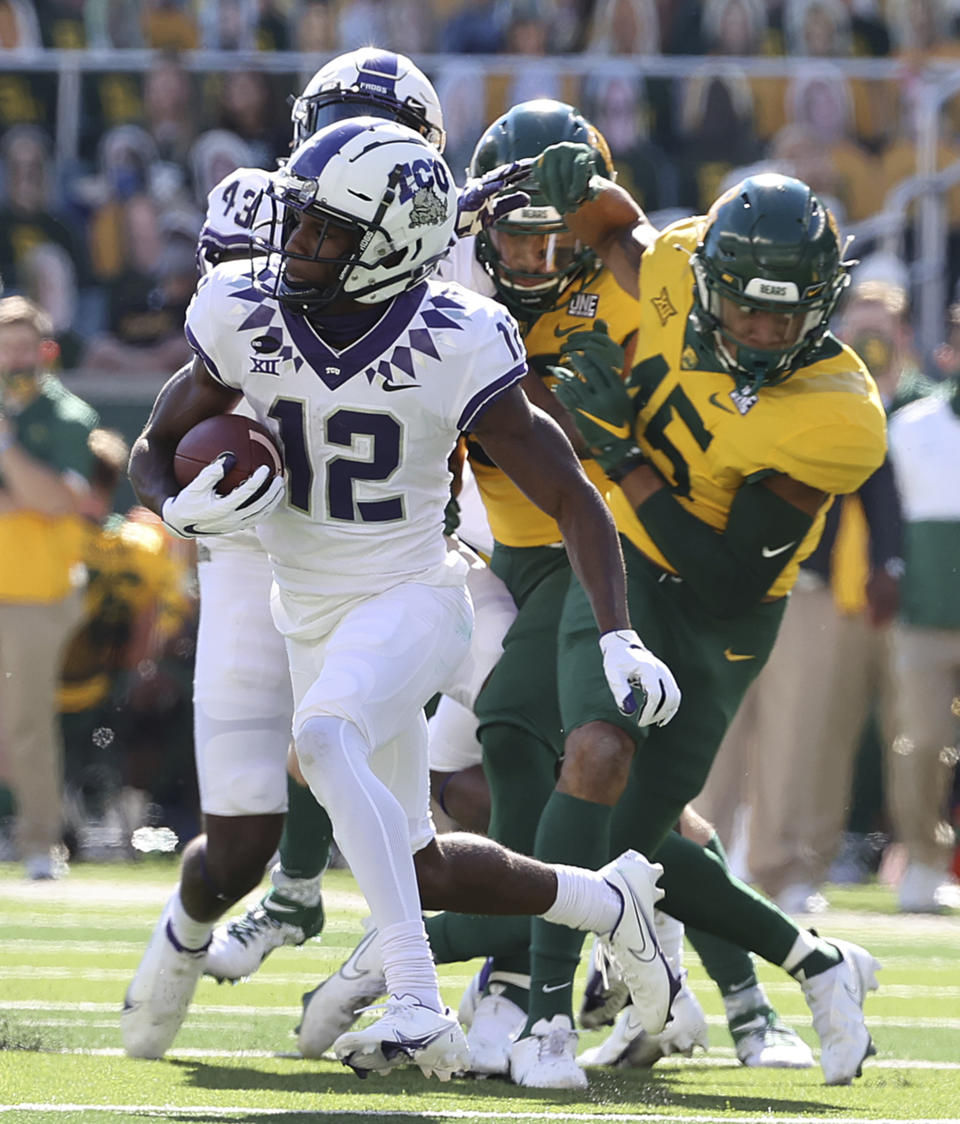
[21,243,78,335]
[593,78,644,151]
[0,319,45,411]
[838,284,910,399]
[804,3,837,54]
[716,0,754,53]
[770,123,837,196]
[99,126,157,201]
[2,129,51,212]
[293,0,337,52]
[798,77,848,142]
[221,71,269,134]
[144,56,191,124]
[507,16,548,54]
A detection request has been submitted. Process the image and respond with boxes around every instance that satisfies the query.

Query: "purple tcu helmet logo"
[393,157,450,227]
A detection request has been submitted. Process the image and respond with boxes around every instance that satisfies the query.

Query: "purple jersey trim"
[458,361,528,432]
[185,322,232,388]
[278,283,428,389]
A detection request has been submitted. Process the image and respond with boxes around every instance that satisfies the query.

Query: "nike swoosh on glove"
[161,454,285,538]
[455,158,534,239]
[598,629,681,727]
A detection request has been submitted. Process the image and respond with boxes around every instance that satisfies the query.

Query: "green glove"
[535,142,602,214]
[551,320,646,480]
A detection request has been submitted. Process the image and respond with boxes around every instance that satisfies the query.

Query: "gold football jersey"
[470,266,641,547]
[608,218,888,599]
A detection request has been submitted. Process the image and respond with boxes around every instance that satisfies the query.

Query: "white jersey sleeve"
[436,234,496,296]
[197,167,274,273]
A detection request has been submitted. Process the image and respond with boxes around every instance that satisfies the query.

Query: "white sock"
[780,929,821,974]
[380,919,443,1013]
[540,864,621,933]
[296,715,426,938]
[723,982,768,1022]
[167,887,212,951]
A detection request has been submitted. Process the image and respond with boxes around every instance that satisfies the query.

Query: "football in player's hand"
[174,414,283,497]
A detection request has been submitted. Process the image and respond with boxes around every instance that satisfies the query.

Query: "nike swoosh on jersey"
[382,382,418,392]
[554,324,575,339]
[541,981,573,993]
[576,409,632,440]
[761,541,796,558]
[708,392,735,414]
[723,648,756,662]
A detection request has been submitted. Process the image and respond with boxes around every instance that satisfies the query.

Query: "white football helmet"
[255,117,457,309]
[290,47,445,152]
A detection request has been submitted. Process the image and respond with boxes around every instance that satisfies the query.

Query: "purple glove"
[455,158,535,239]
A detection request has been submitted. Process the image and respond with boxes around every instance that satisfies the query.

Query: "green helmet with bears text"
[469,99,615,320]
[691,173,853,394]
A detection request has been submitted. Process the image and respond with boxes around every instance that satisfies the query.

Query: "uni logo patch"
[567,292,599,318]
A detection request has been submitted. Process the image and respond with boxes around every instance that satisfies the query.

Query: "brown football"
[173,414,283,497]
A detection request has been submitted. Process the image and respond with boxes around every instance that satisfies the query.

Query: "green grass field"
[1,860,958,1123]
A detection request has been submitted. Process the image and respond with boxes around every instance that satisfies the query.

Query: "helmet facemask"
[690,175,853,394]
[692,251,850,394]
[478,201,595,317]
[252,119,457,314]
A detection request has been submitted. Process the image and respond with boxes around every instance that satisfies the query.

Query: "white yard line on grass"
[2,1107,960,1123]
[25,1047,960,1070]
[8,1000,960,1031]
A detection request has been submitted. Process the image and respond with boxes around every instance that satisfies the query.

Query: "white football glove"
[598,629,681,727]
[161,455,285,539]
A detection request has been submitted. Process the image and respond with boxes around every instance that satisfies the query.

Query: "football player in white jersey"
[121,117,681,1077]
[186,47,531,984]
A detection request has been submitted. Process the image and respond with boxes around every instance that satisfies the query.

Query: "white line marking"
[7,1000,960,1029]
[2,1108,960,1123]
[23,1047,960,1070]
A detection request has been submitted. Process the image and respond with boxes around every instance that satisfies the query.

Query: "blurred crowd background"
[0,0,958,907]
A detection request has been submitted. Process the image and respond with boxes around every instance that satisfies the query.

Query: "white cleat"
[297,922,385,1058]
[466,991,527,1075]
[510,1014,587,1089]
[578,976,709,1068]
[121,910,209,1059]
[204,868,324,982]
[333,995,469,1080]
[730,1005,814,1069]
[800,938,880,1085]
[457,957,493,1030]
[597,850,679,1035]
[578,936,630,1029]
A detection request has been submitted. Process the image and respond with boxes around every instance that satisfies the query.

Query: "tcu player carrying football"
[182,48,530,990]
[122,116,681,1077]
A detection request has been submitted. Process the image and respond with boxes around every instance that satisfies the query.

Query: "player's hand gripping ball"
[164,414,285,538]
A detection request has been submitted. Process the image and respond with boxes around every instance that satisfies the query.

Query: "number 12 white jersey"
[185,260,527,639]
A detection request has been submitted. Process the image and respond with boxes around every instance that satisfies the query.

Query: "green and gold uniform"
[557,217,886,853]
[468,266,642,851]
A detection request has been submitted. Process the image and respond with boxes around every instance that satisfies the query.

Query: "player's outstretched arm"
[472,386,680,726]
[129,357,240,517]
[534,142,658,300]
[473,384,627,634]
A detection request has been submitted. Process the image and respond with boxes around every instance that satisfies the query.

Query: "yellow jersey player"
[524,155,886,1086]
[411,103,835,1085]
